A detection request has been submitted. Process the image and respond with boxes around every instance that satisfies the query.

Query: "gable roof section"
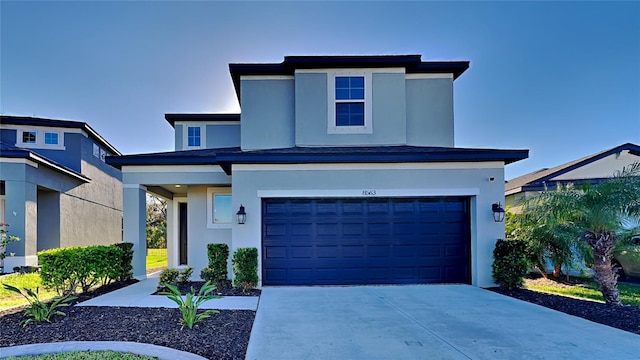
[505,142,640,195]
[229,54,470,101]
[107,145,528,175]
[0,115,121,155]
[0,141,91,182]
[165,113,241,128]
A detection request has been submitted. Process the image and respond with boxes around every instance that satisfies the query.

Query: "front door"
[179,202,188,265]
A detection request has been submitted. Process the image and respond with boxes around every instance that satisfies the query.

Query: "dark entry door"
[179,202,188,265]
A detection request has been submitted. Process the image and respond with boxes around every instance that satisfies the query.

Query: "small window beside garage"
[206,188,231,228]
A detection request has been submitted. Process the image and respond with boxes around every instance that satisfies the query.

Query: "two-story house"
[0,116,123,271]
[107,55,528,287]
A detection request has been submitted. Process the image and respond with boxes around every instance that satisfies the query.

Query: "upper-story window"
[44,132,59,145]
[335,76,365,126]
[22,131,37,144]
[187,126,202,147]
[328,72,372,134]
[17,129,64,150]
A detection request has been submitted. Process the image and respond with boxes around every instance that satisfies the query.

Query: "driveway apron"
[245,285,640,360]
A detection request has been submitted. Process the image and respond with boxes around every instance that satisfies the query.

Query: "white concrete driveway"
[246,285,640,360]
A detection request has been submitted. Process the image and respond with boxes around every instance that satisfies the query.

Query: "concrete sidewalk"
[246,285,640,360]
[76,273,259,310]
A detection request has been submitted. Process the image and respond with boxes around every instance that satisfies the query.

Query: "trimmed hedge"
[200,244,229,287]
[492,238,529,289]
[232,247,258,291]
[38,243,132,295]
[113,242,134,281]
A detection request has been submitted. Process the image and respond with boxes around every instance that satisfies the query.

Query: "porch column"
[3,180,37,270]
[123,184,147,279]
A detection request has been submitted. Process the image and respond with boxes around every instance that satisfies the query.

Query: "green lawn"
[0,273,58,310]
[146,248,167,274]
[5,350,157,359]
[525,278,640,306]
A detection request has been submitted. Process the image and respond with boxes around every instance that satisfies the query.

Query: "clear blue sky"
[2,1,639,180]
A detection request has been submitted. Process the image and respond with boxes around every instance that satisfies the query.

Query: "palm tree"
[520,162,640,305]
[508,206,582,279]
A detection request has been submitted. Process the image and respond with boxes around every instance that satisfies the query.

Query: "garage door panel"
[368,223,391,235]
[291,246,314,258]
[317,246,339,258]
[342,201,364,214]
[367,245,391,257]
[264,246,287,259]
[419,245,442,257]
[343,223,364,235]
[262,198,470,285]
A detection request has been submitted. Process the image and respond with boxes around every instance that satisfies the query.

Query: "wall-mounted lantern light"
[492,202,505,222]
[236,205,247,225]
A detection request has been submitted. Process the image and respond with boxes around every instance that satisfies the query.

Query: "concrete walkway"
[246,285,640,360]
[76,273,259,310]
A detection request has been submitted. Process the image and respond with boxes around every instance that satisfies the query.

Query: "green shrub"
[113,242,134,281]
[232,247,258,292]
[3,284,76,326]
[159,281,221,329]
[157,267,192,291]
[177,267,193,283]
[492,238,529,289]
[38,245,124,295]
[200,244,229,287]
[158,268,179,290]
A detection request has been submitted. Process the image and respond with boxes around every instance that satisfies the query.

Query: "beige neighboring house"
[505,143,640,211]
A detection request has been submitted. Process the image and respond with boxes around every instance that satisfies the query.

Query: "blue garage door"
[262,197,470,285]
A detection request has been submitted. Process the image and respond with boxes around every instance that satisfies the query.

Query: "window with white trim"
[17,129,64,150]
[187,126,201,147]
[206,188,232,228]
[44,132,59,145]
[22,131,37,144]
[93,144,100,158]
[100,149,106,162]
[328,72,372,134]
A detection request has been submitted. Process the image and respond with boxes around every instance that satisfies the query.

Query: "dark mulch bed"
[154,281,261,297]
[491,287,640,335]
[0,280,256,360]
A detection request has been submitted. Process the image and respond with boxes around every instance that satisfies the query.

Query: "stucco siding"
[230,163,506,287]
[295,73,328,146]
[240,79,295,150]
[175,125,183,150]
[37,190,60,251]
[406,78,454,147]
[59,192,122,247]
[206,124,240,148]
[186,185,232,280]
[295,72,408,146]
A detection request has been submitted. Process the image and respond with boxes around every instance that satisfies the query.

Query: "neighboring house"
[0,116,123,271]
[107,55,528,287]
[505,143,640,210]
